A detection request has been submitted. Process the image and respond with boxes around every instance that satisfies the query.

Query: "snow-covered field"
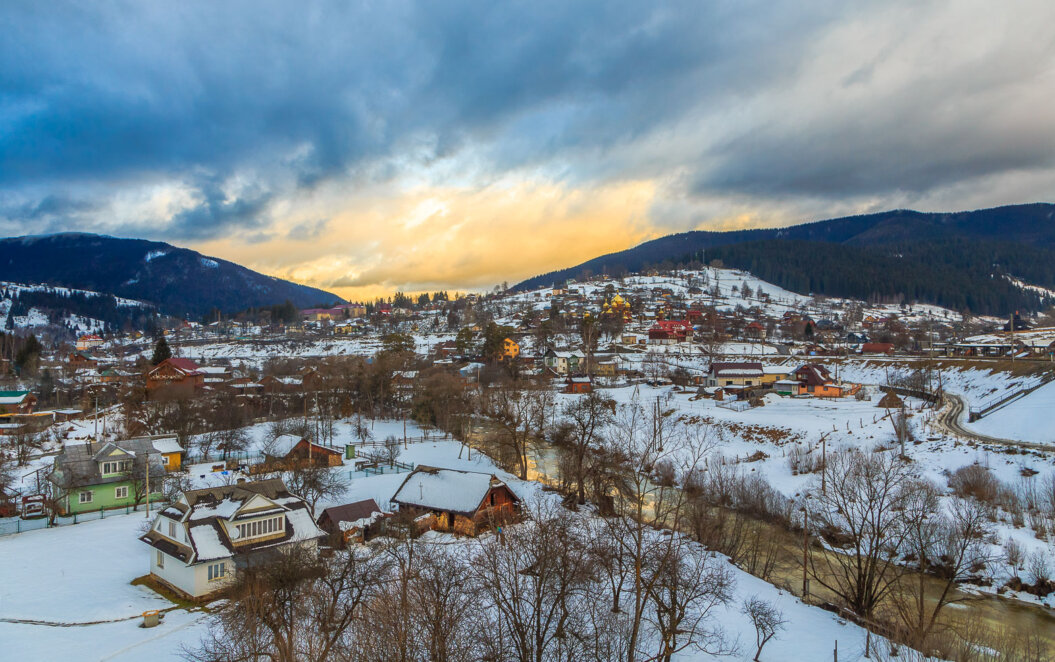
[1,416,901,661]
[967,380,1055,443]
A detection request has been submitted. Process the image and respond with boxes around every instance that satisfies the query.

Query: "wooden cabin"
[391,466,520,536]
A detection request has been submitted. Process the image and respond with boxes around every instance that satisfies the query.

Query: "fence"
[357,461,415,478]
[0,501,167,537]
[716,399,752,412]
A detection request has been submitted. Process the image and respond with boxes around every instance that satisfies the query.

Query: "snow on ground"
[0,422,897,661]
[0,512,168,623]
[968,380,1055,443]
[3,608,210,662]
[566,380,1055,603]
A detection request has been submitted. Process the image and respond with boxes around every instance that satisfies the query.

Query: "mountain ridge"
[513,203,1055,315]
[0,233,343,318]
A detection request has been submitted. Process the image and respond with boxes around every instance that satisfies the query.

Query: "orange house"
[794,364,860,398]
[501,338,520,361]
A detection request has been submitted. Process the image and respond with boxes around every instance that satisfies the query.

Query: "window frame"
[207,562,226,581]
[156,550,164,568]
[114,485,129,499]
[79,490,93,504]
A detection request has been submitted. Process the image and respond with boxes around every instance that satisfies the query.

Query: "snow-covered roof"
[151,436,183,454]
[0,391,31,405]
[189,523,229,561]
[392,466,514,516]
[144,478,325,565]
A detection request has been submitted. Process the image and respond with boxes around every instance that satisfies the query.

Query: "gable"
[237,493,281,516]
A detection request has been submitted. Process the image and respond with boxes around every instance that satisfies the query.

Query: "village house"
[705,362,764,388]
[0,390,37,415]
[197,365,233,387]
[47,436,181,515]
[543,349,585,376]
[145,357,205,399]
[392,370,419,396]
[68,351,98,369]
[501,337,520,361]
[745,321,767,340]
[259,374,304,394]
[564,376,593,394]
[316,498,390,546]
[793,364,861,398]
[262,434,344,469]
[648,319,694,344]
[140,478,325,599]
[391,466,520,536]
[75,334,105,351]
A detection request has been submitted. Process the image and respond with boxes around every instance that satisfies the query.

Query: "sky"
[1,1,1054,301]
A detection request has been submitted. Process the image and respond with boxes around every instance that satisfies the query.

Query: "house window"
[102,460,132,475]
[207,562,226,581]
[79,491,93,504]
[168,521,177,538]
[156,550,164,568]
[236,516,285,541]
[115,486,129,499]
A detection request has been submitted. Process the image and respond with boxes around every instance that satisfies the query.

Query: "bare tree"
[892,484,993,648]
[408,544,478,662]
[187,544,388,662]
[280,464,344,518]
[807,450,911,619]
[600,400,716,662]
[647,537,734,661]
[471,500,593,662]
[555,391,614,505]
[382,435,402,467]
[741,596,787,661]
[480,384,551,480]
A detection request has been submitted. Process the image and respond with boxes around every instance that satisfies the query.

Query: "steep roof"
[142,478,324,564]
[795,364,833,386]
[49,437,166,490]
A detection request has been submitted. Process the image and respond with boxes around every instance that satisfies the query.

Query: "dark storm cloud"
[0,0,1052,240]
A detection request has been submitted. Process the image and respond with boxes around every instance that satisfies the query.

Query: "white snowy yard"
[0,417,902,661]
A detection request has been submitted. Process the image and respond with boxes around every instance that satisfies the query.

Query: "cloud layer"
[1,1,1053,299]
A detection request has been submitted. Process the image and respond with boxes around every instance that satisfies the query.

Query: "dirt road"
[933,393,1054,452]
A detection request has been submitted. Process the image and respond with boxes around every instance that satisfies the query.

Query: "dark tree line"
[689,238,1055,316]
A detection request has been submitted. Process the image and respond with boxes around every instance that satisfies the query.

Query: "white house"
[140,478,324,599]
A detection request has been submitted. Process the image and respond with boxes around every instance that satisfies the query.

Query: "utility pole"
[145,450,150,518]
[821,434,827,494]
[1009,312,1015,365]
[802,497,810,600]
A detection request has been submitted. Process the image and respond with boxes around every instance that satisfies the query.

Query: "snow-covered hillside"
[0,281,152,334]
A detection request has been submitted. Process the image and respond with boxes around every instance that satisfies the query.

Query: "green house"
[48,439,168,515]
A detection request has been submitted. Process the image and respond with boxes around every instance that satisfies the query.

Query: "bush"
[949,464,999,503]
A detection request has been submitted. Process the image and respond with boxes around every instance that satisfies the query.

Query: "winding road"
[933,392,1054,452]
